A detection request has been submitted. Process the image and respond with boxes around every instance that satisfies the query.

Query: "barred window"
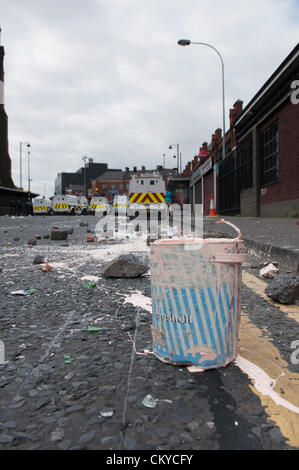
[261,121,279,186]
[237,134,253,189]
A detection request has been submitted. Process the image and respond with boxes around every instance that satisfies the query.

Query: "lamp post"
[19,142,30,189]
[27,149,31,192]
[169,143,180,173]
[177,39,226,160]
[163,153,166,168]
[82,155,88,197]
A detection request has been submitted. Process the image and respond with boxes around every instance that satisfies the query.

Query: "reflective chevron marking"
[129,192,165,203]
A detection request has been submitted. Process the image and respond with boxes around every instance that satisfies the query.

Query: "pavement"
[203,216,299,273]
[0,214,298,452]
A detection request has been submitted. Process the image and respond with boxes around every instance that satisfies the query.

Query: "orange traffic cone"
[208,194,218,217]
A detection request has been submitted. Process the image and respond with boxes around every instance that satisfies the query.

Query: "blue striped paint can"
[150,237,247,369]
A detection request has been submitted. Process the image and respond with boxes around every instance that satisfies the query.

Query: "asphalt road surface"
[0,215,299,450]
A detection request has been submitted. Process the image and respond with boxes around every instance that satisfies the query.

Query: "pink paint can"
[150,220,248,369]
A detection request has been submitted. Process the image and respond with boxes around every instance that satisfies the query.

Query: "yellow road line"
[242,271,299,321]
[238,310,299,447]
[240,270,299,446]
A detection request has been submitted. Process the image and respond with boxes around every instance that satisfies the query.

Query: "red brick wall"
[260,100,299,206]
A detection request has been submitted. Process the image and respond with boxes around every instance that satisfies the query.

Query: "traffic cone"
[208,194,218,217]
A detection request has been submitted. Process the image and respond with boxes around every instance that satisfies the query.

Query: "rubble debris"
[33,255,45,265]
[51,428,65,442]
[79,222,88,227]
[83,282,96,288]
[103,253,149,279]
[41,264,53,272]
[34,235,41,240]
[14,237,20,241]
[87,326,102,333]
[259,261,279,269]
[64,355,72,364]
[86,236,95,243]
[8,289,37,296]
[50,230,68,241]
[259,263,279,279]
[141,394,158,408]
[99,408,114,418]
[28,239,37,246]
[265,274,299,305]
[43,235,50,239]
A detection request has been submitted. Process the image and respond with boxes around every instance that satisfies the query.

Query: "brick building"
[91,169,129,201]
[234,43,299,217]
[182,42,299,217]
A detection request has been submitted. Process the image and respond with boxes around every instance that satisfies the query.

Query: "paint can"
[150,219,248,369]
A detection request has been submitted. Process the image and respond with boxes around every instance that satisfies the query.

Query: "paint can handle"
[216,219,242,240]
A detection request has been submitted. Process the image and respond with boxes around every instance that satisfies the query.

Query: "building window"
[261,121,279,186]
[111,184,115,189]
[237,133,253,189]
[103,184,107,189]
[119,184,123,190]
[150,180,155,185]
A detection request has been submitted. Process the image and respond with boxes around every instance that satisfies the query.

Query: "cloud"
[0,0,298,197]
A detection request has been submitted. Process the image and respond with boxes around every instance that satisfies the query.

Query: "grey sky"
[0,0,298,197]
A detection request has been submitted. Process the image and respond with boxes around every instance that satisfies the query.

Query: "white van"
[32,197,52,215]
[89,196,110,216]
[127,173,167,218]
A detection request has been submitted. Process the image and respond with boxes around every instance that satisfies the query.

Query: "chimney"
[192,156,199,170]
[141,165,145,171]
[229,100,243,127]
[125,167,129,172]
[215,128,222,143]
[0,44,14,188]
[133,166,137,172]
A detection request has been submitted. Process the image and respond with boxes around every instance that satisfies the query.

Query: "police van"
[51,195,84,215]
[32,197,52,215]
[112,195,129,216]
[89,196,110,216]
[127,172,167,219]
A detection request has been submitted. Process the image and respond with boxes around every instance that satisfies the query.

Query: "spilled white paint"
[235,354,299,415]
[123,291,152,313]
[81,275,101,282]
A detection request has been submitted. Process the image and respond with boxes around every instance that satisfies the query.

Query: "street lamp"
[169,143,180,173]
[163,153,166,168]
[19,142,30,189]
[178,39,226,160]
[27,149,31,192]
[82,155,88,197]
